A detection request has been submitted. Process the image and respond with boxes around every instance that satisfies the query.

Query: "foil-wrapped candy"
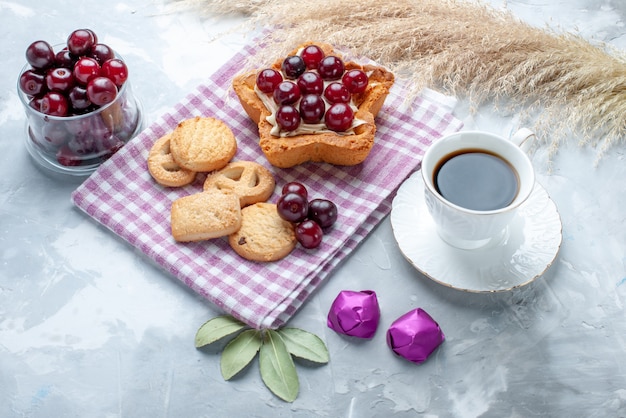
[327,290,380,339]
[386,308,444,364]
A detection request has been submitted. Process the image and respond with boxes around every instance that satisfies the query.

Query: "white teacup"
[421,129,536,250]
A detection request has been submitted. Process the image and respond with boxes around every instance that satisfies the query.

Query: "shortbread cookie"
[203,161,275,207]
[170,116,237,172]
[171,190,241,242]
[229,202,296,262]
[147,133,197,187]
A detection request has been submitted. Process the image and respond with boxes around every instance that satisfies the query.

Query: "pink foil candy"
[327,290,380,339]
[386,308,445,364]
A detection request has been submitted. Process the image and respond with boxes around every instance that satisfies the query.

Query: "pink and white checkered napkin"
[71,44,462,329]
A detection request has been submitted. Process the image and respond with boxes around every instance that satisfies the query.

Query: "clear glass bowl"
[17,53,143,176]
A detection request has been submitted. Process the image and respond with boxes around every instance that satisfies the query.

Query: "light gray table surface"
[1,1,625,417]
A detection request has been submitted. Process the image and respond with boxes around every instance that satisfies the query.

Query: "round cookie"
[203,160,275,207]
[170,116,237,172]
[147,133,197,187]
[229,202,296,262]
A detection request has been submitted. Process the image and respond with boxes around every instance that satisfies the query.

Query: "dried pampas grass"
[170,0,626,157]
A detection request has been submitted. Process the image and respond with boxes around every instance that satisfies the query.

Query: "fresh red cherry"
[73,57,100,85]
[299,94,325,124]
[89,43,115,64]
[297,71,324,95]
[281,55,306,79]
[256,68,283,94]
[275,105,301,132]
[277,192,309,223]
[67,29,96,56]
[308,199,338,228]
[101,58,128,87]
[324,103,354,132]
[84,29,98,45]
[300,45,325,70]
[46,67,75,93]
[295,220,323,249]
[342,69,369,94]
[25,40,55,70]
[55,49,76,68]
[86,76,117,106]
[273,81,301,105]
[28,97,43,111]
[281,182,308,199]
[40,91,69,116]
[68,85,91,111]
[19,70,47,96]
[324,82,351,104]
[317,55,345,80]
[21,29,130,120]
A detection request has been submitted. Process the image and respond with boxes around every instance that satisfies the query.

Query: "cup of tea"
[421,129,536,250]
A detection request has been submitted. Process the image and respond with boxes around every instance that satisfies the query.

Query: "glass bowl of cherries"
[17,29,142,175]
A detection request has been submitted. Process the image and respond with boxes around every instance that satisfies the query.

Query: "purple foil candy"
[386,308,445,364]
[327,290,380,339]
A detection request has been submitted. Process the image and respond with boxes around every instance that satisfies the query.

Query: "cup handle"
[510,128,536,153]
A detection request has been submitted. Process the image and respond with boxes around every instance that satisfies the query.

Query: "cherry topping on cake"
[273,81,301,105]
[342,69,369,94]
[253,44,371,134]
[297,71,324,95]
[256,68,283,94]
[276,105,301,132]
[325,103,354,132]
[281,55,306,79]
[300,45,325,70]
[323,82,351,104]
[317,55,345,80]
[299,94,325,124]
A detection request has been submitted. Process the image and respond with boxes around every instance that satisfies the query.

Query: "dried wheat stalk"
[169,0,626,157]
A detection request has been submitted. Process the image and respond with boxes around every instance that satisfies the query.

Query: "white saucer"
[390,171,562,292]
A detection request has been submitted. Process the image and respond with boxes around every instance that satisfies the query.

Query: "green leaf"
[194,315,248,348]
[220,329,262,380]
[259,329,299,402]
[278,328,329,364]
